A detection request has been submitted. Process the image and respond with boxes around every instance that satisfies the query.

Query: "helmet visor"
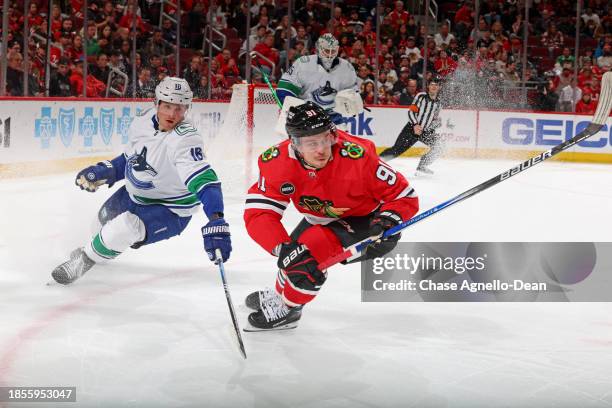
[292,131,336,153]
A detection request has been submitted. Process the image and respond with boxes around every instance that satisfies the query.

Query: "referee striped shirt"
[408,92,442,132]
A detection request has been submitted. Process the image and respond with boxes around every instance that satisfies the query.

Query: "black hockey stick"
[215,249,247,359]
[319,72,612,270]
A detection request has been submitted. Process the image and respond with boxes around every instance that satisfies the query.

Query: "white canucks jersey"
[123,107,219,217]
[277,55,358,111]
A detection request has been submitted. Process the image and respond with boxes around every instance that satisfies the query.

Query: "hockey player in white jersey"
[276,33,364,125]
[51,77,232,284]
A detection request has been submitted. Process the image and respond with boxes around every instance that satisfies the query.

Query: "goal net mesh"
[204,84,281,200]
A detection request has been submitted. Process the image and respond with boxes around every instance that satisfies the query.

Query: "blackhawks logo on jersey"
[299,196,349,218]
[261,146,280,162]
[340,141,365,159]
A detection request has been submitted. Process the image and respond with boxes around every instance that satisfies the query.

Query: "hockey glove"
[367,210,402,258]
[277,241,326,286]
[201,217,232,262]
[75,161,116,192]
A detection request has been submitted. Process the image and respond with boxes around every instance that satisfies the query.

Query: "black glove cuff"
[377,211,402,225]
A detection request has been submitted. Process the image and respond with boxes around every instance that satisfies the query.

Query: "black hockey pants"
[379,123,442,167]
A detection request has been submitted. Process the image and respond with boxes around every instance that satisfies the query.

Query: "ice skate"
[244,292,303,331]
[415,165,434,177]
[245,288,278,311]
[51,247,95,285]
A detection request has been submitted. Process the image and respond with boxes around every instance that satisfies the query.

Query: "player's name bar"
[0,387,77,402]
[372,279,547,292]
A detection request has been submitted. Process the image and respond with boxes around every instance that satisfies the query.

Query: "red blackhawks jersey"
[244,130,419,254]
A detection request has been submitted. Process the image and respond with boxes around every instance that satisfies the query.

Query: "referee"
[380,75,443,175]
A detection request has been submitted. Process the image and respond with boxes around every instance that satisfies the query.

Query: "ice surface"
[1,157,612,408]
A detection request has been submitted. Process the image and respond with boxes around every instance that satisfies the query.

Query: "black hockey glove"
[75,161,117,192]
[367,210,402,258]
[277,241,326,286]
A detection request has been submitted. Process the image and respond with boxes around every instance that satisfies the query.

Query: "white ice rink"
[1,157,612,408]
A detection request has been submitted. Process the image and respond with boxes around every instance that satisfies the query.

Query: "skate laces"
[64,250,92,279]
[258,288,277,304]
[260,292,290,322]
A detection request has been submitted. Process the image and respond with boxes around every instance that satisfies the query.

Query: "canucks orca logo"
[311,81,337,107]
[126,147,158,190]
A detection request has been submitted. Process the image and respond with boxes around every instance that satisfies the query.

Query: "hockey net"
[204,84,281,199]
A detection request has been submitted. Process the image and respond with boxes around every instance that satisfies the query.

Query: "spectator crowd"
[1,0,610,112]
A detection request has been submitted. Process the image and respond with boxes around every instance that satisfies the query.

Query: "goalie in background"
[379,75,444,176]
[243,102,419,330]
[275,33,364,126]
[50,77,232,285]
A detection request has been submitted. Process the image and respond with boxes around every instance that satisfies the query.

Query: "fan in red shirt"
[70,59,106,97]
[388,1,411,29]
[252,34,280,70]
[575,89,597,114]
[118,3,147,32]
[434,49,458,77]
[243,102,419,330]
[20,3,44,29]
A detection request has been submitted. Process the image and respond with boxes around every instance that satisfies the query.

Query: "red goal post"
[205,83,280,198]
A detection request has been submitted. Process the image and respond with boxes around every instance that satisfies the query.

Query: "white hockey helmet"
[316,33,339,70]
[155,76,193,106]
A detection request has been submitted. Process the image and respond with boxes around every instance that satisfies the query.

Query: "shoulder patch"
[299,55,311,64]
[175,123,197,136]
[339,141,365,159]
[261,146,281,162]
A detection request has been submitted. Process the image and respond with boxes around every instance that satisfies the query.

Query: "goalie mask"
[316,33,340,70]
[155,77,193,107]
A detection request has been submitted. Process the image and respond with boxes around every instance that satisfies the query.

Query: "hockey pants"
[275,213,400,306]
[379,124,443,167]
[85,186,191,263]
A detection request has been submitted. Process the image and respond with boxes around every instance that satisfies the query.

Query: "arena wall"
[0,98,610,178]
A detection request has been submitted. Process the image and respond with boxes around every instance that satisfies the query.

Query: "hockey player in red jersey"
[243,102,419,330]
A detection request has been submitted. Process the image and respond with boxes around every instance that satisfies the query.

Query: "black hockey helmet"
[285,101,335,139]
[428,74,443,86]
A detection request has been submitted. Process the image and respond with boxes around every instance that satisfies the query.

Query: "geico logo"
[502,118,611,148]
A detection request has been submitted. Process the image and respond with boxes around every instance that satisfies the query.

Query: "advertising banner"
[478,110,612,154]
[0,100,228,164]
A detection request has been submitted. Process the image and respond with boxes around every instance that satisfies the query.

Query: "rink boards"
[0,98,611,177]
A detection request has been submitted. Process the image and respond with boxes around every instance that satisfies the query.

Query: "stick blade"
[593,71,612,125]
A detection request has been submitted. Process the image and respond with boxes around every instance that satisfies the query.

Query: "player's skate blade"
[51,248,95,285]
[245,295,303,331]
[243,321,299,332]
[245,288,278,311]
[415,166,434,177]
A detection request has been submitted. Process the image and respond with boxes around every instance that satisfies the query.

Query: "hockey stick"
[215,249,247,359]
[319,71,612,270]
[250,52,283,108]
[250,52,372,114]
